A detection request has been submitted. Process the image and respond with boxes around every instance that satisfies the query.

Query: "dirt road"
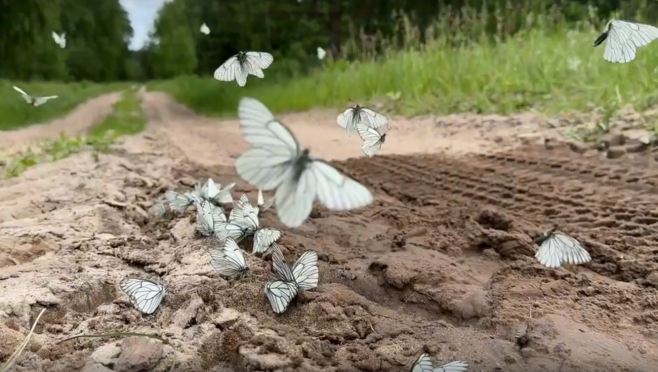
[2,92,658,372]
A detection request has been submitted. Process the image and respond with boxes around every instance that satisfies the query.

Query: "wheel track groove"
[333,147,658,282]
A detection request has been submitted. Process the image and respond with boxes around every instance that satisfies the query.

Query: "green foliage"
[0,80,128,131]
[0,87,146,178]
[150,8,658,118]
[0,0,133,82]
[88,88,146,138]
[150,0,197,78]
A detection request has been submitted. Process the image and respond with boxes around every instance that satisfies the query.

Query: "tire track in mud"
[333,145,658,284]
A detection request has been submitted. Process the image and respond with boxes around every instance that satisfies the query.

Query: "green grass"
[0,87,146,178]
[0,80,129,131]
[148,21,658,119]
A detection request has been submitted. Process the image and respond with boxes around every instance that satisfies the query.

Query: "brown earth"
[2,92,658,372]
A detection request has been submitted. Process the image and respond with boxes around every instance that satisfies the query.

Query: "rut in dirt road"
[334,145,658,284]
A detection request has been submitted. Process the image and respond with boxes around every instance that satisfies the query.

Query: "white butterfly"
[163,190,199,214]
[13,86,58,107]
[410,354,469,372]
[253,227,281,254]
[196,199,228,237]
[119,277,166,315]
[357,122,388,157]
[216,194,259,242]
[234,97,374,228]
[52,31,66,48]
[594,19,658,63]
[208,237,249,278]
[257,188,275,215]
[336,104,388,136]
[213,51,274,87]
[200,23,210,35]
[264,280,298,314]
[535,228,591,268]
[197,178,235,205]
[317,46,326,60]
[270,243,318,291]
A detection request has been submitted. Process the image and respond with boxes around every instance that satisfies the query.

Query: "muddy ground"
[2,92,658,372]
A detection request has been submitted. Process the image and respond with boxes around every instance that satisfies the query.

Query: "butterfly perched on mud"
[534,226,591,269]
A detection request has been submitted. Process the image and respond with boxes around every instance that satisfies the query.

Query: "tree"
[150,0,197,79]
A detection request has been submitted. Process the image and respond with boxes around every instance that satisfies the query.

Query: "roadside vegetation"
[0,88,145,179]
[148,3,658,120]
[0,80,128,131]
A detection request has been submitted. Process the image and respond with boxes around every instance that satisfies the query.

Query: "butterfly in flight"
[214,51,274,87]
[593,19,658,63]
[13,86,58,107]
[235,97,374,227]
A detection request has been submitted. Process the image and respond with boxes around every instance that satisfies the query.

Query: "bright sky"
[119,0,170,50]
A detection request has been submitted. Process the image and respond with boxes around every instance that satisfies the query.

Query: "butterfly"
[119,277,166,315]
[13,86,58,107]
[336,104,388,136]
[410,353,469,372]
[317,46,327,60]
[200,23,210,35]
[234,97,374,228]
[215,194,259,243]
[196,199,228,237]
[208,237,249,278]
[52,31,66,48]
[161,190,200,215]
[257,188,275,215]
[253,227,282,254]
[197,178,235,205]
[357,122,388,157]
[213,51,274,87]
[264,280,298,314]
[264,244,318,314]
[534,227,591,269]
[594,19,658,63]
[270,244,318,291]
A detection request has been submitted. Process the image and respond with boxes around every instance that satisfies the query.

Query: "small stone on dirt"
[114,337,164,372]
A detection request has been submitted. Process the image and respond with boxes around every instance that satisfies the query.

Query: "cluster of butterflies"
[121,176,321,315]
[336,104,390,157]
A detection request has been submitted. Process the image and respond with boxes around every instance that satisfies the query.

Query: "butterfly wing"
[214,55,248,87]
[119,278,166,315]
[356,123,383,157]
[270,243,295,282]
[336,107,358,136]
[253,227,282,254]
[209,237,248,278]
[245,51,274,70]
[317,47,326,60]
[605,20,658,63]
[535,231,591,268]
[196,200,217,237]
[215,182,236,204]
[309,159,374,211]
[434,361,469,372]
[291,250,319,291]
[258,188,275,213]
[33,96,58,106]
[265,280,298,314]
[410,353,434,372]
[164,190,194,214]
[200,23,210,34]
[274,164,316,227]
[234,98,300,190]
[360,107,389,129]
[13,86,31,103]
[203,178,221,199]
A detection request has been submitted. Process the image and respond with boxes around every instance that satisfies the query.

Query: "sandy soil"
[2,92,658,372]
[0,93,122,156]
